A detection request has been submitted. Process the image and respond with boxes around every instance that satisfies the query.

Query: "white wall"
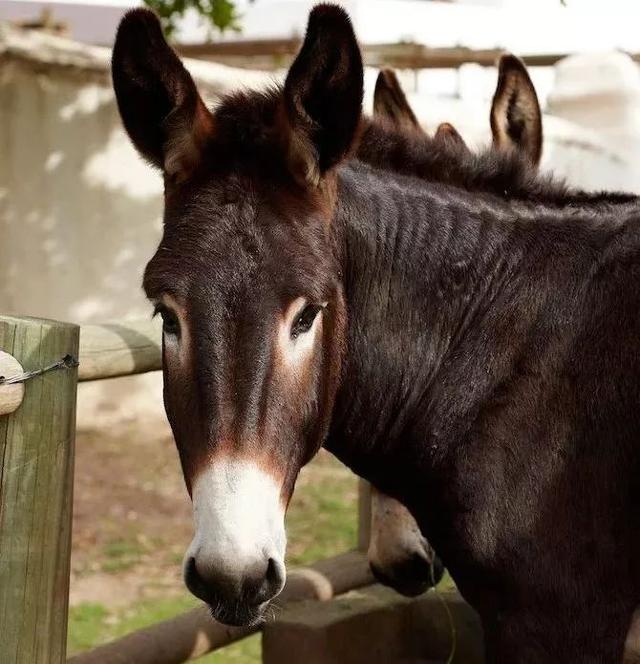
[0,69,162,321]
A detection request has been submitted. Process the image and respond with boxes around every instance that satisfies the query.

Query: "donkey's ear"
[434,122,470,153]
[490,54,542,166]
[282,4,363,187]
[374,69,423,133]
[112,9,214,182]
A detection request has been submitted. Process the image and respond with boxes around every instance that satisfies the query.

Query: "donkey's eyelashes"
[290,304,324,340]
[154,303,180,338]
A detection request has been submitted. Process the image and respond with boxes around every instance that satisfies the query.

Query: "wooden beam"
[177,39,640,72]
[0,351,25,416]
[78,319,162,382]
[67,550,374,664]
[0,315,79,664]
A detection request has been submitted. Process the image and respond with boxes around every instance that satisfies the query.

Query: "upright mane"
[358,117,638,206]
[201,85,637,209]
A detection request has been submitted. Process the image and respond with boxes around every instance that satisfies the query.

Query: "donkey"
[373,57,542,164]
[368,56,542,598]
[112,5,640,662]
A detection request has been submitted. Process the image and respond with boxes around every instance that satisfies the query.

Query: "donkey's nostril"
[184,556,212,603]
[185,551,285,609]
[265,557,279,586]
[247,557,285,606]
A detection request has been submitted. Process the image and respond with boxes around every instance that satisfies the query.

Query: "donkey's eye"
[290,304,323,340]
[154,304,180,337]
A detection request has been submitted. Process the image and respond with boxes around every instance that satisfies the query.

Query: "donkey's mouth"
[208,601,268,628]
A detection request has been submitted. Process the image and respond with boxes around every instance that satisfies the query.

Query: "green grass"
[285,462,357,566]
[68,595,261,662]
[68,604,109,653]
[101,537,149,573]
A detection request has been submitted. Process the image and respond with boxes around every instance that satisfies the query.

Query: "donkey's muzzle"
[185,554,285,626]
[371,551,445,598]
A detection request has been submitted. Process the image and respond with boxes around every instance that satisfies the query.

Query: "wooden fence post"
[0,315,79,664]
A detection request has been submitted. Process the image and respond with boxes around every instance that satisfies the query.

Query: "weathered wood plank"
[0,315,79,664]
[78,319,162,382]
[0,351,25,415]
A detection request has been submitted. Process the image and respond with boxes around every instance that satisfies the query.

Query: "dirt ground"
[70,414,189,607]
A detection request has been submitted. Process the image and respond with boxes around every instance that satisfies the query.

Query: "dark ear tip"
[309,3,352,20]
[498,53,528,77]
[375,69,389,90]
[116,7,163,42]
[308,3,355,34]
[380,68,399,85]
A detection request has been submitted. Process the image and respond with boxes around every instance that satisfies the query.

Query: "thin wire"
[431,560,457,664]
[0,354,79,385]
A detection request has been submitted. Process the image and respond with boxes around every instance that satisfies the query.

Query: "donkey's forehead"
[144,184,337,304]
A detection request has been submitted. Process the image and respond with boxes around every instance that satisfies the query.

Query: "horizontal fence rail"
[77,319,161,381]
[0,350,25,415]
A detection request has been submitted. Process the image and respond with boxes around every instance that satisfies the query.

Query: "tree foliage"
[143,0,251,38]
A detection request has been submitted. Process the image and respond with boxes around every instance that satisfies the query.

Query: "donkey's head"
[112,4,362,626]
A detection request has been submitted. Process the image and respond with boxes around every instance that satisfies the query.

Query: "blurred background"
[1,0,639,661]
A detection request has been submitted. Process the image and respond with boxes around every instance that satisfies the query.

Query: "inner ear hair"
[373,69,424,134]
[163,95,214,183]
[490,54,543,166]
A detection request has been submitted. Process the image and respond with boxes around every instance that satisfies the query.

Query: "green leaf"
[141,0,248,38]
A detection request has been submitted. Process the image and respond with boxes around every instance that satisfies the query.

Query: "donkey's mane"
[210,88,637,207]
[358,118,638,206]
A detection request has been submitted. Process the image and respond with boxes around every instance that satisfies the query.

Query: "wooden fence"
[0,314,374,664]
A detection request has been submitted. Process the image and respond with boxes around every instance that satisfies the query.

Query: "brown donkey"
[113,5,640,662]
[368,57,543,598]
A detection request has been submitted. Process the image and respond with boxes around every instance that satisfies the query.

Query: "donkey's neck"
[326,162,513,493]
[325,159,640,508]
